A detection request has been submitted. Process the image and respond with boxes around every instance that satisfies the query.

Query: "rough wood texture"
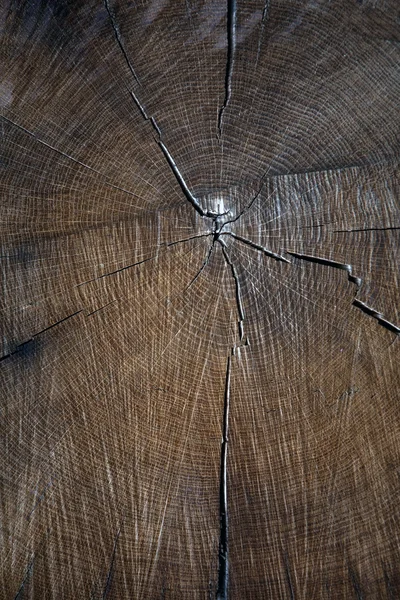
[1,1,399,598]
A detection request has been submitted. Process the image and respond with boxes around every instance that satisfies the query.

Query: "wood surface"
[1,0,399,598]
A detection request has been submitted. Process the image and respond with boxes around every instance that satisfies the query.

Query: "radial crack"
[219,241,245,340]
[185,240,215,291]
[104,0,140,84]
[333,227,400,233]
[353,300,400,334]
[225,232,290,263]
[217,0,237,137]
[102,526,122,599]
[216,354,231,600]
[130,91,208,217]
[0,115,144,201]
[0,311,82,363]
[286,251,361,285]
[287,251,400,335]
[256,0,271,66]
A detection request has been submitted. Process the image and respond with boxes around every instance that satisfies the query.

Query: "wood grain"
[1,1,399,598]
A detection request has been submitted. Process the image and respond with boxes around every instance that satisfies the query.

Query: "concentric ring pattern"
[1,1,399,598]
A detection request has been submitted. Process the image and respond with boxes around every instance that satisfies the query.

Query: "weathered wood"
[1,1,399,598]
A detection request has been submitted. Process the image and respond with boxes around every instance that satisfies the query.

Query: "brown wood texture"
[1,1,399,598]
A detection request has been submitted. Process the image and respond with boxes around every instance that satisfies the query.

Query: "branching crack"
[102,526,122,599]
[219,241,245,340]
[217,0,237,137]
[216,354,231,600]
[0,311,82,363]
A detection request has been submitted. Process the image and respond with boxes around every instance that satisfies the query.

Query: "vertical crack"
[217,0,237,137]
[217,354,231,600]
[256,0,271,66]
[219,240,245,341]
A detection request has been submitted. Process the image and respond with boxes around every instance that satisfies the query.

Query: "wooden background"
[1,0,399,598]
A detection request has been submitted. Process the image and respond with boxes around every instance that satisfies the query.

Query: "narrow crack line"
[348,565,364,600]
[130,94,208,218]
[77,234,211,288]
[185,240,215,291]
[287,251,400,335]
[86,299,118,317]
[219,241,245,341]
[14,555,35,600]
[0,311,82,363]
[76,254,159,287]
[166,232,212,247]
[104,0,140,85]
[102,526,122,599]
[224,232,290,263]
[255,0,271,66]
[333,226,400,233]
[216,354,231,600]
[283,552,295,600]
[217,0,237,138]
[1,115,144,200]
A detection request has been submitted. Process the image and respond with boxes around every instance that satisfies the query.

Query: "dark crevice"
[287,252,400,334]
[104,0,140,85]
[102,526,122,599]
[219,241,245,341]
[216,354,231,600]
[217,0,236,138]
[352,300,400,334]
[333,227,400,233]
[286,251,361,285]
[226,232,290,263]
[348,565,364,600]
[0,311,82,363]
[131,94,209,218]
[283,552,295,600]
[14,555,35,600]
